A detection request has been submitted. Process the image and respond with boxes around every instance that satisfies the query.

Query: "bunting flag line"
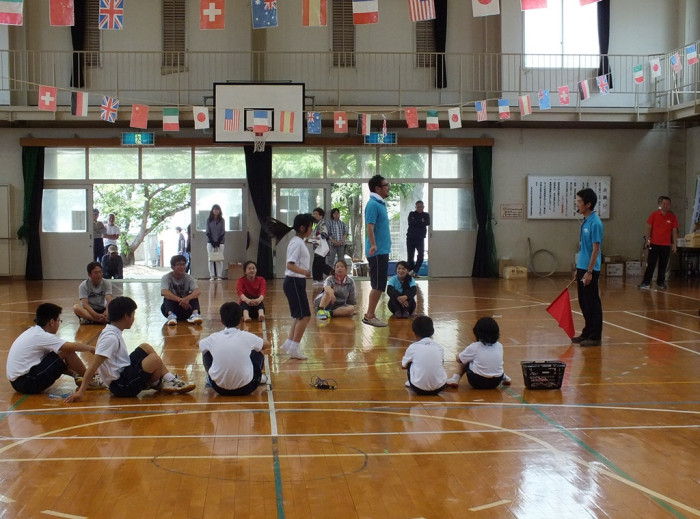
[193,106,210,130]
[38,85,57,111]
[596,75,609,95]
[472,0,499,17]
[100,96,119,123]
[130,104,149,129]
[686,44,698,66]
[352,0,378,25]
[558,85,570,105]
[670,52,682,74]
[538,89,551,110]
[448,107,461,129]
[381,115,387,136]
[519,94,532,116]
[405,107,418,128]
[356,113,371,135]
[252,0,278,29]
[520,0,547,10]
[71,91,88,117]
[50,0,74,26]
[498,98,510,119]
[408,0,435,22]
[163,107,180,131]
[632,64,644,84]
[334,111,348,133]
[224,108,240,131]
[546,286,575,339]
[99,0,124,30]
[308,111,322,134]
[425,109,439,130]
[200,0,225,30]
[279,110,295,133]
[649,57,661,79]
[0,0,23,25]
[579,0,600,5]
[475,101,488,122]
[578,80,590,101]
[302,0,327,27]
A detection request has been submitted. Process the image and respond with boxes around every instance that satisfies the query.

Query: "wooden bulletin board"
[527,176,611,219]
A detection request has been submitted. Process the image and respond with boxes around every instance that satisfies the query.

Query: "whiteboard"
[527,176,610,219]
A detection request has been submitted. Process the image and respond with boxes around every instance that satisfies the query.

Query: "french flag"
[253,110,270,133]
[353,0,378,24]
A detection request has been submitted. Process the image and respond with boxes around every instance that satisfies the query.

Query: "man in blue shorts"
[363,174,391,327]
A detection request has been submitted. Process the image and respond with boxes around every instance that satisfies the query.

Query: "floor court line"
[624,310,700,335]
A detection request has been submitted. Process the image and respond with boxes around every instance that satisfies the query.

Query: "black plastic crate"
[521,361,566,389]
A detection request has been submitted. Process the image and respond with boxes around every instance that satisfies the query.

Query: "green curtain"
[18,147,45,280]
[471,146,498,277]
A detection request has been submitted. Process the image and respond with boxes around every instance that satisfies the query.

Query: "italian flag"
[163,107,180,131]
[0,0,23,25]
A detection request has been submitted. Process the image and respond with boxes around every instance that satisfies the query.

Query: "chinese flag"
[404,107,418,128]
[521,0,547,10]
[130,104,149,129]
[546,287,575,339]
[50,0,74,26]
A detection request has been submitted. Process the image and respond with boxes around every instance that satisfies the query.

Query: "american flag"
[408,0,435,22]
[99,0,123,30]
[475,100,487,122]
[224,109,240,131]
[100,96,119,123]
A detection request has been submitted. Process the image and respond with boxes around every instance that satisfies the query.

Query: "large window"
[84,0,101,68]
[332,0,355,68]
[524,0,598,68]
[162,0,186,71]
[415,20,436,68]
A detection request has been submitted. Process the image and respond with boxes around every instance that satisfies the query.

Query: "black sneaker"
[639,283,650,289]
[580,339,602,347]
[571,335,586,344]
[657,283,667,289]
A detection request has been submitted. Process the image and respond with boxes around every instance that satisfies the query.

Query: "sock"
[162,372,175,382]
[280,339,291,351]
[289,341,300,350]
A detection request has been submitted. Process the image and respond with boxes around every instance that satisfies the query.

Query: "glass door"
[429,185,477,277]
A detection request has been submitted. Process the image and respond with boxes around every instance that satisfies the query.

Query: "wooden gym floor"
[0,276,698,519]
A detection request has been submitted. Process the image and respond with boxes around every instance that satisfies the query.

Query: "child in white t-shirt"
[401,316,448,395]
[446,316,511,389]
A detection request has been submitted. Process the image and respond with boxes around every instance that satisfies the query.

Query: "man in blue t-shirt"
[363,175,391,327]
[572,188,604,347]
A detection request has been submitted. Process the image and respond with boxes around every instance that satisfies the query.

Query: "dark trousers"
[406,236,425,273]
[94,238,105,262]
[576,268,603,341]
[202,350,263,396]
[388,295,416,315]
[642,244,671,285]
[160,298,201,320]
[312,254,332,281]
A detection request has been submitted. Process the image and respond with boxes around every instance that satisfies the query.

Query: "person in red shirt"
[640,196,678,290]
[237,261,267,322]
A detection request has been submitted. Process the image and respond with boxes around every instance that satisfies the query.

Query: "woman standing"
[206,204,226,281]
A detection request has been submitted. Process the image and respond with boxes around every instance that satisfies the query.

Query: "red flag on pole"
[546,287,575,338]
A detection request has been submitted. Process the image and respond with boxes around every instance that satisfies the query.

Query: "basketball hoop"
[249,128,269,152]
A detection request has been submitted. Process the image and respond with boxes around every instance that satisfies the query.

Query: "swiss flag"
[38,86,57,111]
[130,104,149,129]
[521,0,547,10]
[334,111,348,133]
[200,0,225,29]
[50,0,74,26]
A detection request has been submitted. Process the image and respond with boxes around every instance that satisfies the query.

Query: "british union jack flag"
[99,0,124,30]
[100,96,119,123]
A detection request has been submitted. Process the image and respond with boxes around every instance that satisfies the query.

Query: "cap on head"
[108,245,118,253]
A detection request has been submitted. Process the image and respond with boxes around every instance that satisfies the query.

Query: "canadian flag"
[38,85,57,111]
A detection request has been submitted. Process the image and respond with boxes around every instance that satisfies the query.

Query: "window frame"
[162,0,187,73]
[84,0,101,68]
[415,19,436,68]
[331,0,355,68]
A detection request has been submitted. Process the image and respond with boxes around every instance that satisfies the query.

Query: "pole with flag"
[546,279,576,339]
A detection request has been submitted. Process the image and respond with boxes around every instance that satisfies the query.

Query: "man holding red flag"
[572,188,604,346]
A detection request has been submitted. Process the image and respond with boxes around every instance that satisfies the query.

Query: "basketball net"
[250,128,269,152]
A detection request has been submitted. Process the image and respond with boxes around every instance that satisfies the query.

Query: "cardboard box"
[503,266,528,279]
[604,255,624,263]
[625,261,642,277]
[499,259,514,277]
[684,233,700,247]
[605,262,624,277]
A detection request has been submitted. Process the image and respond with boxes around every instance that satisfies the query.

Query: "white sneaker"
[187,312,203,325]
[210,277,215,281]
[280,339,291,353]
[446,374,461,388]
[167,313,177,326]
[312,281,324,287]
[259,374,269,385]
[502,373,512,386]
[288,344,308,360]
[159,375,196,394]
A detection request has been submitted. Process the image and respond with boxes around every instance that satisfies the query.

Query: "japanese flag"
[448,107,462,129]
[649,57,661,79]
[193,106,210,130]
[472,0,499,17]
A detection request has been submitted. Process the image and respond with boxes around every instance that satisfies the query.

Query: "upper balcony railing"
[1,46,698,120]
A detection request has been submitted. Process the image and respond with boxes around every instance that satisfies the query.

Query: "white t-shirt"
[457,341,504,378]
[6,326,66,381]
[401,337,448,391]
[284,235,310,278]
[78,278,112,310]
[103,223,120,246]
[199,327,264,390]
[95,324,131,385]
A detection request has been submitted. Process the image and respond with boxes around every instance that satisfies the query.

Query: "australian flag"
[99,0,124,30]
[252,0,278,29]
[307,111,321,134]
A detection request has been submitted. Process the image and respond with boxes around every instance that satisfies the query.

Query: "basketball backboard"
[213,82,305,144]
